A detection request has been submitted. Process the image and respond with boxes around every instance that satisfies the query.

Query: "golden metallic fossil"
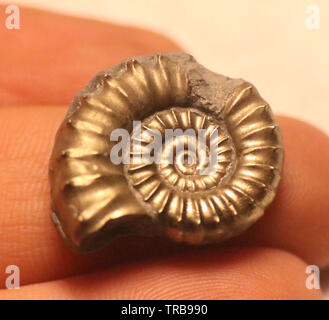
[49,52,284,253]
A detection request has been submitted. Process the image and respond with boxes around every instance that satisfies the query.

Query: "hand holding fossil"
[0,6,328,299]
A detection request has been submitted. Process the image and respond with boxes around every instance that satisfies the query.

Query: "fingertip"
[0,6,183,107]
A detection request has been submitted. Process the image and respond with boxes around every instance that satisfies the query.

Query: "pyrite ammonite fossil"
[49,52,284,253]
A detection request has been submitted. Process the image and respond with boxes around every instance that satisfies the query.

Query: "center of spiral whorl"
[125,107,235,217]
[174,149,199,176]
[159,132,216,192]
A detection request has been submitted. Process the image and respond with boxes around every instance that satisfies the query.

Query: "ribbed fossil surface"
[49,52,284,252]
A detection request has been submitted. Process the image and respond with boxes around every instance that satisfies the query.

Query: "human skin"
[0,6,328,299]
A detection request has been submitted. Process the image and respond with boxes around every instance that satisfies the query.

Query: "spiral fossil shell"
[49,52,284,252]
